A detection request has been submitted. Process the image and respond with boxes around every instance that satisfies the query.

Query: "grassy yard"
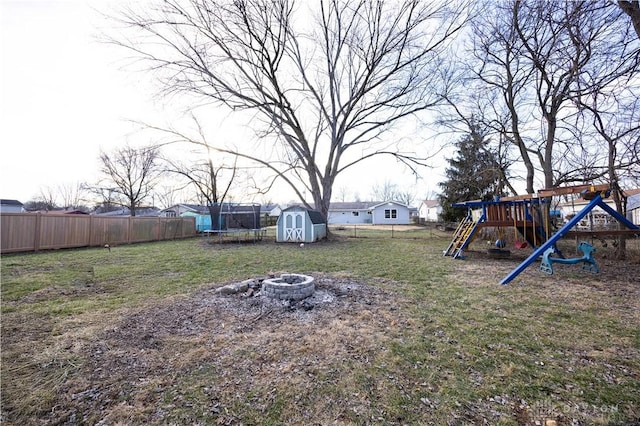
[1,226,639,425]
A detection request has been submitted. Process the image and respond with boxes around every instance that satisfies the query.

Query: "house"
[159,203,209,218]
[369,201,412,225]
[557,188,640,229]
[327,201,412,225]
[262,204,282,218]
[94,207,161,217]
[419,200,441,222]
[626,191,640,225]
[276,206,327,243]
[0,199,24,213]
[260,204,282,226]
[327,202,375,224]
[162,203,261,232]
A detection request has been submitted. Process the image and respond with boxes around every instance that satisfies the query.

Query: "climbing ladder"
[443,213,480,259]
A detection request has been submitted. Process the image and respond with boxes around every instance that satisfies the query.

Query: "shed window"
[384,209,397,219]
[352,211,359,216]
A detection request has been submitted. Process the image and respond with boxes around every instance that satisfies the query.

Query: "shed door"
[283,212,305,242]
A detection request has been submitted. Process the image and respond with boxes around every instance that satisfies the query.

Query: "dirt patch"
[43,274,413,425]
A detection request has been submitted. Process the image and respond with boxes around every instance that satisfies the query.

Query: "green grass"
[2,228,639,425]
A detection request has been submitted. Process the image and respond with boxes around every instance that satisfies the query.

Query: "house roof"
[163,203,263,215]
[329,200,412,211]
[282,206,326,224]
[369,201,410,209]
[328,201,381,211]
[181,204,210,213]
[95,207,160,217]
[0,199,23,206]
[421,200,440,208]
[161,204,209,214]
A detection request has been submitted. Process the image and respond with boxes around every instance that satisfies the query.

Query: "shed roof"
[282,206,326,224]
[307,209,326,224]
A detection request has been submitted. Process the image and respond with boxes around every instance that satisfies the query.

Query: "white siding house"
[160,204,209,218]
[557,188,640,228]
[0,199,24,213]
[627,192,640,225]
[419,200,441,222]
[327,202,374,224]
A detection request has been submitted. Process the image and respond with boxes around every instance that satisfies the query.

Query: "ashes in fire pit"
[262,273,315,301]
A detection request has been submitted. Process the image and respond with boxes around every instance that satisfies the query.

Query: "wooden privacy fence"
[0,213,196,254]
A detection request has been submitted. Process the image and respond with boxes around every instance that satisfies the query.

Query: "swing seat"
[515,240,528,249]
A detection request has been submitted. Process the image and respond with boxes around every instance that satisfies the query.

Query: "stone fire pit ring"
[262,273,315,301]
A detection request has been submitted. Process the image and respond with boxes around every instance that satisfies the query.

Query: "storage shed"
[276,206,327,243]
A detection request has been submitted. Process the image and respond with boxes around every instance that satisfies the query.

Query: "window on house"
[385,209,397,219]
[352,211,359,216]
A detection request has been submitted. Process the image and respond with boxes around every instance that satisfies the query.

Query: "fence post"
[128,215,132,244]
[34,212,42,252]
[88,214,93,247]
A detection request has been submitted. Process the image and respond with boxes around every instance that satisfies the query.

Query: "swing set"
[443,184,640,283]
[443,194,549,259]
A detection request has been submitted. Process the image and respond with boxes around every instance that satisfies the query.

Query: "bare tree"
[154,184,188,209]
[334,185,351,202]
[98,144,160,216]
[57,182,86,210]
[370,180,399,202]
[462,0,639,194]
[110,0,469,221]
[369,179,413,205]
[451,1,538,193]
[163,153,239,229]
[36,186,58,210]
[575,87,640,259]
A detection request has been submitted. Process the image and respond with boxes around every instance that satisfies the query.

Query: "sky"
[0,0,446,207]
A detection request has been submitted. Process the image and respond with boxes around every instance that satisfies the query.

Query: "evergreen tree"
[438,125,503,221]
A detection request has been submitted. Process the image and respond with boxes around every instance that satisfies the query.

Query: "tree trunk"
[619,0,640,39]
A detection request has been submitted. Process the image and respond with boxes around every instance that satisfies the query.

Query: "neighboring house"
[626,191,640,225]
[62,210,89,215]
[276,206,327,243]
[369,201,412,225]
[159,204,209,218]
[0,199,24,213]
[260,204,282,227]
[327,202,375,224]
[261,204,282,218]
[94,207,161,217]
[557,188,640,228]
[419,200,441,222]
[327,201,412,225]
[162,203,261,232]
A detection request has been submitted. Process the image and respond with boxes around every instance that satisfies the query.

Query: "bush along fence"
[0,213,196,254]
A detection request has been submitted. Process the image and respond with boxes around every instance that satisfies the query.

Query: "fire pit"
[262,273,315,301]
